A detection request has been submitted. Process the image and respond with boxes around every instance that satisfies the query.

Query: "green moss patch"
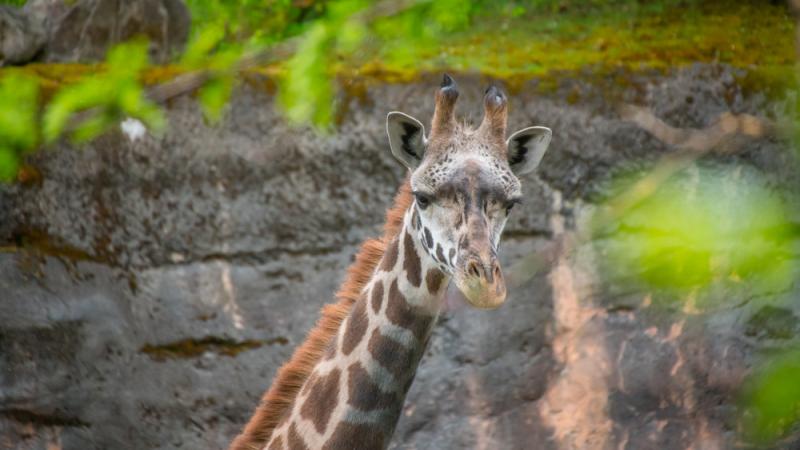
[345,1,795,87]
[3,1,795,95]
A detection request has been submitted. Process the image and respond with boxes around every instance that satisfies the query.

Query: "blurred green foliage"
[0,0,798,444]
[44,40,164,143]
[184,0,329,46]
[0,0,791,169]
[178,0,794,126]
[744,350,800,442]
[594,164,800,442]
[279,0,368,126]
[593,165,795,297]
[0,74,38,181]
[180,24,244,121]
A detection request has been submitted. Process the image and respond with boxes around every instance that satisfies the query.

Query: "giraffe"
[229,74,552,450]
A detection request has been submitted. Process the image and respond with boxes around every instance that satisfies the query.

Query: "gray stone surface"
[0,5,45,66]
[1,67,799,449]
[26,0,190,63]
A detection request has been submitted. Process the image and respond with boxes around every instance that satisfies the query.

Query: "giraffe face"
[409,145,517,309]
[386,76,551,309]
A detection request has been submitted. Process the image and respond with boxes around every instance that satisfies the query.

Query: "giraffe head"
[386,74,551,309]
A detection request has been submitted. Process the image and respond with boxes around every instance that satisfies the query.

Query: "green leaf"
[206,43,244,72]
[337,19,367,53]
[199,77,234,122]
[0,147,19,182]
[182,24,227,68]
[593,166,794,298]
[0,74,39,151]
[71,112,117,143]
[745,351,800,442]
[43,40,164,143]
[279,23,334,127]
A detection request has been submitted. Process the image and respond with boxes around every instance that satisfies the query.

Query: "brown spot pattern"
[322,422,385,450]
[299,368,341,434]
[435,244,446,263]
[386,279,433,341]
[426,269,445,294]
[371,281,384,314]
[423,227,433,249]
[347,361,398,411]
[288,423,309,450]
[342,299,368,356]
[268,435,284,450]
[368,329,420,381]
[228,179,414,450]
[379,238,399,272]
[403,232,421,287]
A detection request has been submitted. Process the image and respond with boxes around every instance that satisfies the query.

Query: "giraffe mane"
[229,177,413,450]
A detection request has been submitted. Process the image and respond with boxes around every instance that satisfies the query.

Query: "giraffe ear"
[506,126,551,175]
[387,111,426,169]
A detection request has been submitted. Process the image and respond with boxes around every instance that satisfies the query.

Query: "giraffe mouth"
[452,265,507,310]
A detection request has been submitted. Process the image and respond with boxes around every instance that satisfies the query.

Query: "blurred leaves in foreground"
[180,23,245,121]
[0,74,38,181]
[44,40,165,144]
[0,0,797,444]
[0,0,794,177]
[744,350,800,443]
[594,163,800,442]
[593,164,796,300]
[0,40,167,181]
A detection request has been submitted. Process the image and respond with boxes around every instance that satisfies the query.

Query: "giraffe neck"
[265,206,449,450]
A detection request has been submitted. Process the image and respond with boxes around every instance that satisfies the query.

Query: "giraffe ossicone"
[230,75,552,450]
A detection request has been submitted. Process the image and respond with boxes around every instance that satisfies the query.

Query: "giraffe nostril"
[493,264,501,279]
[467,260,482,279]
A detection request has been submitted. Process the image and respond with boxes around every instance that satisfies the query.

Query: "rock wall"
[0,5,45,66]
[1,67,799,449]
[0,0,189,66]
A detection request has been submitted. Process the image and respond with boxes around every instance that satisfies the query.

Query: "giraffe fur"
[230,75,552,450]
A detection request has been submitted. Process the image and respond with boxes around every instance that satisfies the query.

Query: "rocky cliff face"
[1,67,798,450]
[0,5,46,66]
[0,0,189,66]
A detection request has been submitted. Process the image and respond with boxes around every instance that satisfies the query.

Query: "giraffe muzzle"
[454,254,507,309]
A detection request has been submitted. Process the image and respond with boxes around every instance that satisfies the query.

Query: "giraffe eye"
[414,192,432,209]
[505,199,522,214]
